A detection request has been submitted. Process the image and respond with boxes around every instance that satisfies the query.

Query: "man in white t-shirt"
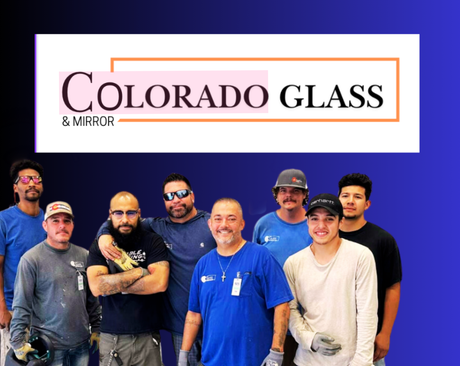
[284,193,378,366]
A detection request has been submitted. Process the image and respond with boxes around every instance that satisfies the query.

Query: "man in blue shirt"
[0,160,46,365]
[97,173,216,366]
[179,198,293,366]
[253,168,313,365]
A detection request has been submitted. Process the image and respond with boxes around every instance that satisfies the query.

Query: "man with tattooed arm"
[87,192,169,366]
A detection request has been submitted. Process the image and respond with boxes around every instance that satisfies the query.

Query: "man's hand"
[99,235,122,261]
[311,333,342,356]
[373,331,390,362]
[260,349,284,366]
[113,246,138,271]
[14,343,37,361]
[178,349,189,366]
[89,332,100,354]
[0,308,12,329]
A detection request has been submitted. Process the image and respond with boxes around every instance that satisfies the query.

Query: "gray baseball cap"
[273,169,308,190]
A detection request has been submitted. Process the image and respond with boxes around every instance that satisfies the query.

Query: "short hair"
[338,173,373,200]
[271,187,309,206]
[10,159,44,184]
[162,173,192,193]
[212,197,243,219]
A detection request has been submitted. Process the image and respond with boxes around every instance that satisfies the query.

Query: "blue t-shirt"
[98,210,216,335]
[189,242,293,366]
[253,212,313,267]
[0,206,45,310]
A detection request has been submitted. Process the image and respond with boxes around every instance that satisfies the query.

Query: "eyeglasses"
[163,189,192,201]
[110,210,139,219]
[15,176,42,184]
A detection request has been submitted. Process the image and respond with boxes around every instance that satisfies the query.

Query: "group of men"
[0,160,402,366]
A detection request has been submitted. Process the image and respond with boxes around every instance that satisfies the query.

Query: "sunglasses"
[163,189,192,201]
[15,176,42,184]
[110,210,139,219]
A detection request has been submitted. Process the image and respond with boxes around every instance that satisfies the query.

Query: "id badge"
[77,273,84,291]
[231,278,242,296]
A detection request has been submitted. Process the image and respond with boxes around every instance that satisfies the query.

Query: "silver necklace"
[217,253,235,282]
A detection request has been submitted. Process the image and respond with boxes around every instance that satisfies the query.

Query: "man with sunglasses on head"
[96,174,216,366]
[87,191,169,366]
[0,160,46,365]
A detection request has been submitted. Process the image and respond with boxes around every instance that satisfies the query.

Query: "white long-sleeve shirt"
[284,239,378,366]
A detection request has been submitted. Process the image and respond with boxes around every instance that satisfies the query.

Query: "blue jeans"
[374,358,386,366]
[51,341,89,366]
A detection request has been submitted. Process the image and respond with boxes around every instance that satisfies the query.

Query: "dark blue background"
[2,0,459,365]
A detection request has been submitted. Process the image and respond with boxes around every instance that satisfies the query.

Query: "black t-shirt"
[340,222,402,334]
[87,230,169,334]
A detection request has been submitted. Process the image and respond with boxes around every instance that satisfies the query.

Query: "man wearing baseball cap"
[284,194,378,366]
[9,201,101,366]
[253,169,313,365]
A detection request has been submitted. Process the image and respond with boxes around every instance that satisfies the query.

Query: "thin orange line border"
[111,58,400,123]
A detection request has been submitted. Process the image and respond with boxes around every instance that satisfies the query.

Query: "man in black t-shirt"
[87,191,169,366]
[338,174,402,366]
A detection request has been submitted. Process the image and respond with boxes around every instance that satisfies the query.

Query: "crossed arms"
[87,260,169,297]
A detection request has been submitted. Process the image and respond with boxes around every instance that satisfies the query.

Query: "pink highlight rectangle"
[59,71,268,114]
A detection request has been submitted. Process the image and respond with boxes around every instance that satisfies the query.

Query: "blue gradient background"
[2,0,459,365]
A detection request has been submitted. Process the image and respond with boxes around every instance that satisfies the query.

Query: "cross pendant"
[221,273,226,282]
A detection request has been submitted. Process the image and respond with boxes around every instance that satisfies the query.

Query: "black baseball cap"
[305,193,343,217]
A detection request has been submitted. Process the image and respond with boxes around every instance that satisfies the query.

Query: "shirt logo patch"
[70,261,84,268]
[127,250,146,262]
[264,235,280,242]
[201,275,216,283]
[200,242,205,248]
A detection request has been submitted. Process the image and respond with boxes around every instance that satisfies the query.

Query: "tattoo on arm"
[185,316,201,328]
[272,304,289,351]
[96,269,142,296]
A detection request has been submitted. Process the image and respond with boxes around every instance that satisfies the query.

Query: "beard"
[167,202,193,219]
[108,218,143,250]
[24,189,41,202]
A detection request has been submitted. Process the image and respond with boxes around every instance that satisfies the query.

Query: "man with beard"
[87,192,169,366]
[0,160,46,364]
[338,174,402,366]
[253,169,313,366]
[10,201,101,365]
[284,194,377,366]
[179,198,293,366]
[96,174,216,366]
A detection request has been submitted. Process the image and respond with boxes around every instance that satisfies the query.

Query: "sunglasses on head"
[110,210,139,219]
[15,176,42,184]
[163,189,192,201]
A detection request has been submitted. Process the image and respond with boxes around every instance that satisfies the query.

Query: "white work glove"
[260,349,284,365]
[178,349,189,366]
[311,332,342,356]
